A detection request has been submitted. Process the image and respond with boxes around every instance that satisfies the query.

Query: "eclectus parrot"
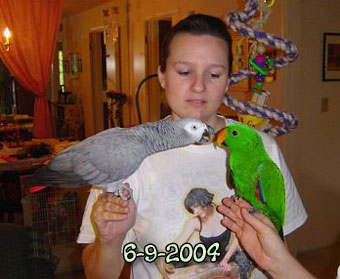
[217,123,285,232]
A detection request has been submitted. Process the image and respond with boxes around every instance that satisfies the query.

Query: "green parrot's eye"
[232,130,238,136]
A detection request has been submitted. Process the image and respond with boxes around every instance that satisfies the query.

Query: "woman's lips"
[187,99,207,107]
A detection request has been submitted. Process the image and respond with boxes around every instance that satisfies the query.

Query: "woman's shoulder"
[186,216,201,231]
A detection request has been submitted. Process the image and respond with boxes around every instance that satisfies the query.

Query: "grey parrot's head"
[175,118,215,144]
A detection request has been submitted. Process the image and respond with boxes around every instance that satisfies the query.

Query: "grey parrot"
[25,118,214,199]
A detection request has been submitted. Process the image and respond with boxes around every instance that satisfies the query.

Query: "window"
[57,42,65,93]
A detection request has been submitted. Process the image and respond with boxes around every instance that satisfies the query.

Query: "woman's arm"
[217,198,318,279]
[82,236,125,279]
[219,233,239,270]
[82,192,137,279]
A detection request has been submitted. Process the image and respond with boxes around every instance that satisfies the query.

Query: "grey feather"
[25,118,213,193]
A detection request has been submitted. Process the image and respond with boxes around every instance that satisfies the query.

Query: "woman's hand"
[92,191,137,244]
[219,256,233,272]
[217,198,290,277]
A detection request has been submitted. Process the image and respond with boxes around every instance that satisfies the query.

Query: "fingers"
[220,215,243,236]
[219,196,261,236]
[241,208,276,233]
[234,198,253,210]
[221,197,234,208]
[218,201,241,223]
[99,191,129,207]
[93,192,131,222]
[221,197,252,210]
[217,203,244,236]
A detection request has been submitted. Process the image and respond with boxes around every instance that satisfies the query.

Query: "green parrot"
[217,123,285,233]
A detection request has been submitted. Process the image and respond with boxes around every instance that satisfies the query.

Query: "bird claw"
[112,183,132,201]
[248,208,263,214]
[231,194,240,201]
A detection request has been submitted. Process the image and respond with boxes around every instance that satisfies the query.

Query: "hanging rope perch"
[224,0,299,136]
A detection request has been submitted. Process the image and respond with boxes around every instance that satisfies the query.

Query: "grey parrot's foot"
[112,182,132,201]
[231,194,240,201]
[248,207,263,215]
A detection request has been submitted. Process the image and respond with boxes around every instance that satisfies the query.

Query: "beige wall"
[283,0,340,253]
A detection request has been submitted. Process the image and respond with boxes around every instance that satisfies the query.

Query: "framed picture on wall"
[77,58,82,72]
[63,60,69,74]
[70,53,79,78]
[323,33,340,81]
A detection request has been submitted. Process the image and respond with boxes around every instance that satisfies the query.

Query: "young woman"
[78,14,307,279]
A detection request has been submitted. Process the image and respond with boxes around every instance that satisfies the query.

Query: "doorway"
[89,30,107,133]
[145,18,172,121]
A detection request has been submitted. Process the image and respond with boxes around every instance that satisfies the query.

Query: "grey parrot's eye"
[192,125,198,130]
[232,130,238,136]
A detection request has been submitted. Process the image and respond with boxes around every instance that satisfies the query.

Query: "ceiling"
[63,0,113,16]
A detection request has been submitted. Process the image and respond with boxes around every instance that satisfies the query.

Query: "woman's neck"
[169,114,225,132]
[201,205,215,222]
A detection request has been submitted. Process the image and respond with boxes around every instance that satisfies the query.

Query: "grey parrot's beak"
[198,124,215,144]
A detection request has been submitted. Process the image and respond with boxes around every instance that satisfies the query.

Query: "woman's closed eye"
[209,72,223,79]
[178,71,190,76]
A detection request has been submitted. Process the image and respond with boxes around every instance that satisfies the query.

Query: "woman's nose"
[192,74,205,93]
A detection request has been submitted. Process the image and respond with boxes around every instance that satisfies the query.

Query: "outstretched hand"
[217,198,290,277]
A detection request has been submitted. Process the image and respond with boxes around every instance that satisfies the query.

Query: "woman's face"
[158,33,230,130]
[191,204,208,219]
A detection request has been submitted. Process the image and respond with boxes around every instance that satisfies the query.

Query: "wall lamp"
[2,27,11,52]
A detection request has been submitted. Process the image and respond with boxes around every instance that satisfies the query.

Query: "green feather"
[222,124,285,231]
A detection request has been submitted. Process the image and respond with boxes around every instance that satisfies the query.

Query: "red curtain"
[0,0,63,138]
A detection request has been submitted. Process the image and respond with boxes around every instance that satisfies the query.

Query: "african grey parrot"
[26,118,214,199]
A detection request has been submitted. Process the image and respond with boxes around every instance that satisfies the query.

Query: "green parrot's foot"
[113,182,132,201]
[248,207,263,215]
[231,194,240,201]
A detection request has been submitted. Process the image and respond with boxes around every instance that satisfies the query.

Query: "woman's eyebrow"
[207,64,228,70]
[173,61,192,66]
[173,61,227,69]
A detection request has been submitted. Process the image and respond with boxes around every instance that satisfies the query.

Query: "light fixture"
[3,27,11,52]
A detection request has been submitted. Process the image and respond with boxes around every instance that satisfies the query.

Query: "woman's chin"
[183,112,206,121]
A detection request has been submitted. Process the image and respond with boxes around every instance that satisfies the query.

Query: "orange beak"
[216,128,227,147]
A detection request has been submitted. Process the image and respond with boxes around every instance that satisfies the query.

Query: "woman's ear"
[158,66,166,89]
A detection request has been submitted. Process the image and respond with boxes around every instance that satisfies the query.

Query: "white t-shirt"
[77,118,307,279]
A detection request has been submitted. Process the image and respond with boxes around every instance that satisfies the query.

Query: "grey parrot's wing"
[26,127,148,190]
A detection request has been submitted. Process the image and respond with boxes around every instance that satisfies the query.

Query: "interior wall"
[284,0,340,253]
[61,0,129,137]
